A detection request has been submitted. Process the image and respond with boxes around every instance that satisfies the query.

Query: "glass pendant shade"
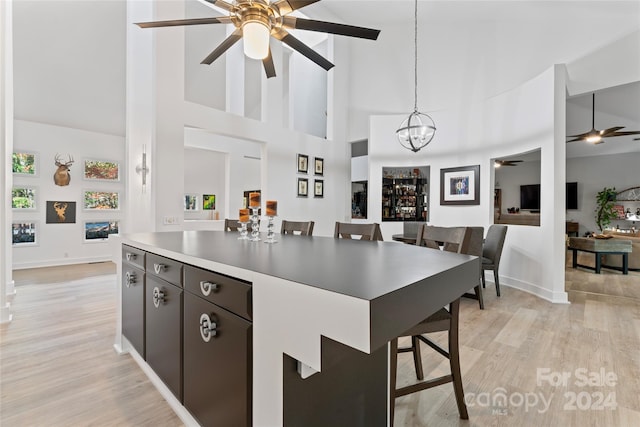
[397,111,436,153]
[242,21,270,60]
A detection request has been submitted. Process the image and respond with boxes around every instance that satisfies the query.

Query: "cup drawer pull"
[125,252,136,261]
[199,281,219,296]
[153,263,167,275]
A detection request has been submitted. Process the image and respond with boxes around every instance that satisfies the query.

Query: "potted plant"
[595,187,617,232]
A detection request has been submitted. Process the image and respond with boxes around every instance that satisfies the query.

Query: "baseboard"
[485,272,570,304]
[12,256,113,270]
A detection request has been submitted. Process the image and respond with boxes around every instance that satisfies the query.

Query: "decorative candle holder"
[264,216,277,244]
[250,208,261,242]
[238,221,249,240]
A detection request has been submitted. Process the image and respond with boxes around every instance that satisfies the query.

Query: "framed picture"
[440,165,480,205]
[46,201,77,224]
[12,151,38,176]
[184,194,199,211]
[12,186,37,210]
[12,221,38,246]
[314,157,324,176]
[203,194,216,210]
[84,220,119,242]
[84,190,120,210]
[83,158,120,181]
[297,154,309,174]
[297,177,309,197]
[314,179,324,198]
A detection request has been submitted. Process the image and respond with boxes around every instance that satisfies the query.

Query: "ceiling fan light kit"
[567,93,640,144]
[396,0,435,153]
[135,0,380,78]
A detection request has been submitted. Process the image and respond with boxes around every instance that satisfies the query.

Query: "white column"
[1,0,14,323]
[126,0,185,233]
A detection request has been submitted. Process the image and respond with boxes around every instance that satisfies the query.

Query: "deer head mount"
[53,202,68,222]
[54,154,74,186]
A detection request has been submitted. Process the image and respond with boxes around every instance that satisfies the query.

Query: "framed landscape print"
[314,157,324,176]
[297,177,308,197]
[12,186,37,210]
[84,220,119,242]
[440,165,480,205]
[314,179,324,198]
[84,190,120,210]
[184,194,199,211]
[297,154,309,174]
[46,201,77,224]
[203,194,216,210]
[12,151,38,176]
[12,221,38,246]
[83,159,120,181]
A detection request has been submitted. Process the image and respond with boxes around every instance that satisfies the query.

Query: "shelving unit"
[382,177,428,222]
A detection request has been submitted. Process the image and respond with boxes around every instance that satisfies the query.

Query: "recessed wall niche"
[493,150,541,227]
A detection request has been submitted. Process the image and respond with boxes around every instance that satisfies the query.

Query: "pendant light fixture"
[396,0,436,153]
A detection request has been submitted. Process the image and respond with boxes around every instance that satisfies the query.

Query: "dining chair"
[334,222,383,241]
[481,224,508,296]
[224,218,258,232]
[390,225,472,425]
[281,220,315,236]
[463,226,485,309]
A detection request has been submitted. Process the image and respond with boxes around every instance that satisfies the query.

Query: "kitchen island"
[112,231,478,426]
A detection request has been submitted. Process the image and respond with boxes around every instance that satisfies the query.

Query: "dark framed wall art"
[440,165,480,205]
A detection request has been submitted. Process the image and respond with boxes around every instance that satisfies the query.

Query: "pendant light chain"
[413,0,418,112]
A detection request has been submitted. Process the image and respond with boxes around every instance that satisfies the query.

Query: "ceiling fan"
[135,0,380,79]
[494,160,522,167]
[567,93,640,144]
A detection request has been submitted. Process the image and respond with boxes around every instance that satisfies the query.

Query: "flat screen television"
[520,184,540,211]
[566,182,578,210]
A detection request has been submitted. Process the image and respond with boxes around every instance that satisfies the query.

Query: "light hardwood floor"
[2,262,639,426]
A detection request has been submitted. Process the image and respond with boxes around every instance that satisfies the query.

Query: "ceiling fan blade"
[282,17,380,40]
[263,48,276,78]
[271,0,321,16]
[201,28,242,65]
[605,130,640,137]
[566,137,584,143]
[567,130,595,138]
[273,29,334,71]
[202,0,236,13]
[599,126,625,136]
[135,16,231,28]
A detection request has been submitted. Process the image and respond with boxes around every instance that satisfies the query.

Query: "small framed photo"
[12,186,37,210]
[203,194,216,210]
[184,194,199,211]
[297,154,309,174]
[12,151,38,176]
[440,165,480,205]
[46,201,77,224]
[84,190,120,210]
[297,177,309,197]
[12,221,38,246]
[314,179,324,198]
[314,157,324,176]
[83,158,120,181]
[84,220,119,242]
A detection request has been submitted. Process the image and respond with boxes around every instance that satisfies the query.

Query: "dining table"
[113,230,479,427]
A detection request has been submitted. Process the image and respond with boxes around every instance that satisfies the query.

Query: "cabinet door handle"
[152,286,165,308]
[199,313,217,342]
[125,252,136,261]
[199,280,219,296]
[125,271,136,288]
[153,263,167,275]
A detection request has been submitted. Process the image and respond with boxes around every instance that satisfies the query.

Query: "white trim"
[486,271,570,304]
[12,256,113,270]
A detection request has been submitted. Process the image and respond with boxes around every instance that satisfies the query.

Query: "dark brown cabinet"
[382,177,428,221]
[145,271,183,401]
[183,291,252,427]
[122,245,146,358]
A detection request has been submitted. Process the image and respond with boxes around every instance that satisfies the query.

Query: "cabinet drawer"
[184,265,252,321]
[146,253,183,286]
[122,245,146,270]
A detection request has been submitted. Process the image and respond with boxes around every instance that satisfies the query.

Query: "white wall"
[566,152,640,235]
[12,120,125,269]
[369,66,568,303]
[183,147,226,220]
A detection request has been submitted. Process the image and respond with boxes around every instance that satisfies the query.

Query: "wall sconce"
[135,144,150,193]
